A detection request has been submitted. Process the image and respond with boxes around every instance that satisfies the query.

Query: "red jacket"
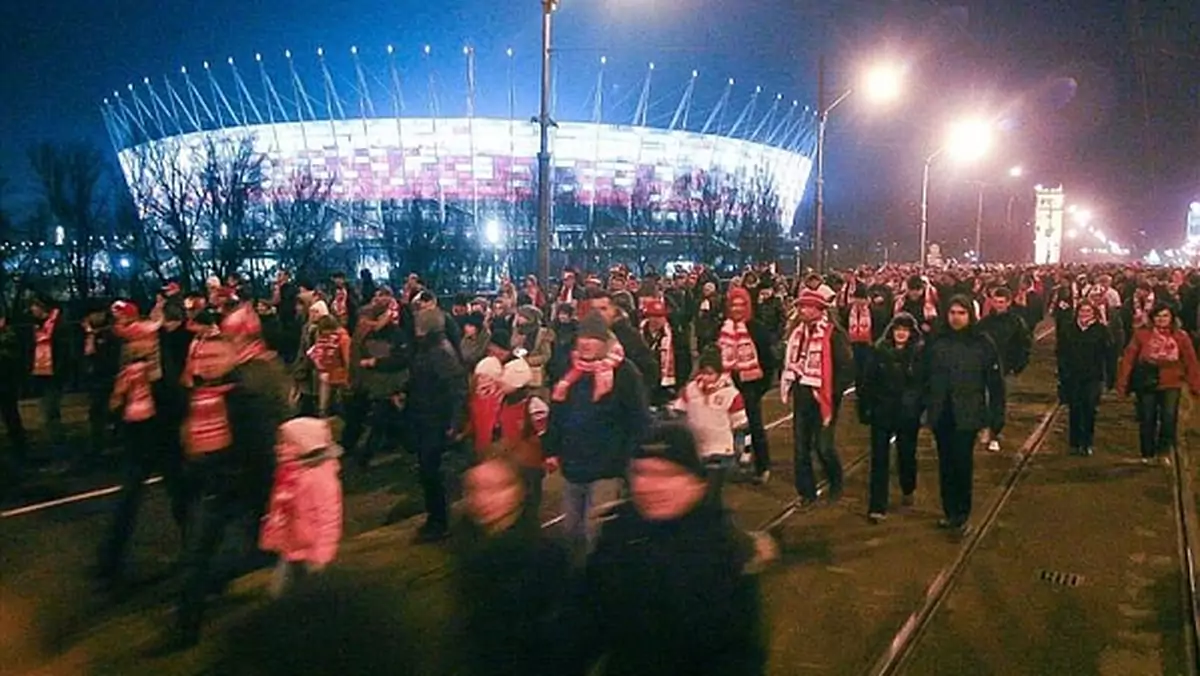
[1117,327,1200,394]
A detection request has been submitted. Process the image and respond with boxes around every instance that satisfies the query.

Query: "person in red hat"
[781,288,854,506]
[718,287,776,484]
[639,297,677,407]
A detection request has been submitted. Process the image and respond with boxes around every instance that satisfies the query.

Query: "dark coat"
[0,324,24,394]
[859,338,925,429]
[452,518,572,676]
[1057,320,1115,396]
[404,332,468,433]
[578,501,766,676]
[694,294,724,349]
[353,322,409,400]
[544,359,649,484]
[977,310,1032,375]
[611,316,657,395]
[924,327,1007,433]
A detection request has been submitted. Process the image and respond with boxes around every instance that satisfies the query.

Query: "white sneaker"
[987,440,1001,453]
[756,470,771,485]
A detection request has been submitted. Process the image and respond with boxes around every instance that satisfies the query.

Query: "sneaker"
[1161,455,1174,467]
[957,522,974,538]
[1083,447,1095,457]
[868,512,887,524]
[901,493,915,507]
[755,470,771,485]
[987,440,1001,453]
[936,517,955,529]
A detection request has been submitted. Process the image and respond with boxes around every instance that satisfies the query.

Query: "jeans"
[868,423,919,514]
[1135,389,1181,458]
[414,431,450,531]
[738,379,771,475]
[561,477,623,556]
[933,412,976,523]
[520,466,545,525]
[87,379,114,459]
[177,455,254,641]
[1065,380,1102,449]
[792,385,843,502]
[851,343,873,393]
[97,418,191,578]
[36,377,63,453]
[0,390,27,463]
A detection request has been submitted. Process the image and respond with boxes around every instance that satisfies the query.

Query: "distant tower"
[1034,185,1065,264]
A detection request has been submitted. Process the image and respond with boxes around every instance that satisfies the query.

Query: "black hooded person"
[923,295,1006,535]
[858,312,926,523]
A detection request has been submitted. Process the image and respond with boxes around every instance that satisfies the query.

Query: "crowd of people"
[3,258,1200,671]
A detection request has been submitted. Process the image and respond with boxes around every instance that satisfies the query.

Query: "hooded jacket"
[976,308,1032,375]
[858,315,925,429]
[924,309,1007,434]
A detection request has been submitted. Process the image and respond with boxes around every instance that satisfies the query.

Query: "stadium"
[105,46,817,286]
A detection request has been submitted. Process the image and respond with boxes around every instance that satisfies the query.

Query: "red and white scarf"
[552,339,626,403]
[718,319,764,383]
[1145,328,1181,364]
[785,319,835,426]
[847,304,873,344]
[641,320,676,388]
[331,287,349,323]
[185,382,236,456]
[112,361,156,422]
[32,308,60,377]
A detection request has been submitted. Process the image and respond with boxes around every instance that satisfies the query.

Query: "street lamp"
[814,59,904,272]
[919,117,994,266]
[1008,165,1023,178]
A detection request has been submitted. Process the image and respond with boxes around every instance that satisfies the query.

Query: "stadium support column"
[536,0,557,286]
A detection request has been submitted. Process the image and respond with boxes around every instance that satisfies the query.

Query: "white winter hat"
[500,358,533,393]
[474,356,504,383]
[277,417,339,462]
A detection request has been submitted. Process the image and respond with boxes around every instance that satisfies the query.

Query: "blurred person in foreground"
[0,305,27,486]
[576,423,774,676]
[451,455,571,676]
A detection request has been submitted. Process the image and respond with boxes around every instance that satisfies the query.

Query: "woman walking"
[858,313,925,523]
[1057,300,1114,457]
[1116,302,1200,465]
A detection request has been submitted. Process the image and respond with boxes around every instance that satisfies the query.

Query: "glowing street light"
[919,116,996,264]
[333,220,345,244]
[944,118,994,163]
[1009,165,1023,178]
[814,58,906,271]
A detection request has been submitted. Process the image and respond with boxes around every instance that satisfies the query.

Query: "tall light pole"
[535,0,558,286]
[813,58,903,273]
[919,117,994,266]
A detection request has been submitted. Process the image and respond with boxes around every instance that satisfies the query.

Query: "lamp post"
[535,0,558,286]
[919,117,994,266]
[813,58,903,273]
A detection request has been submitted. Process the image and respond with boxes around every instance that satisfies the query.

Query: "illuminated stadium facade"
[105,47,817,284]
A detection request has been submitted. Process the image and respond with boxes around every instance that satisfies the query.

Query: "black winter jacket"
[1057,320,1115,393]
[977,310,1031,375]
[859,339,925,428]
[924,327,1007,433]
[404,333,468,433]
[577,501,766,676]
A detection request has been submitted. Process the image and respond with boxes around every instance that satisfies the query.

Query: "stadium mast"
[633,62,654,127]
[669,70,698,132]
[701,78,733,135]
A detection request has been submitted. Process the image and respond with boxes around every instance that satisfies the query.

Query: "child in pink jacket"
[259,417,344,597]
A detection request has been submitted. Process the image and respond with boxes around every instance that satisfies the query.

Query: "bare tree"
[268,170,337,279]
[27,142,110,299]
[122,135,205,289]
[197,134,266,281]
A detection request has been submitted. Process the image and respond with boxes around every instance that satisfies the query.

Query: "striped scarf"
[32,309,60,377]
[718,319,764,382]
[552,339,626,403]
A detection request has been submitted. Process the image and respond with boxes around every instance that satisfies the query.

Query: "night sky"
[1,0,1197,253]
